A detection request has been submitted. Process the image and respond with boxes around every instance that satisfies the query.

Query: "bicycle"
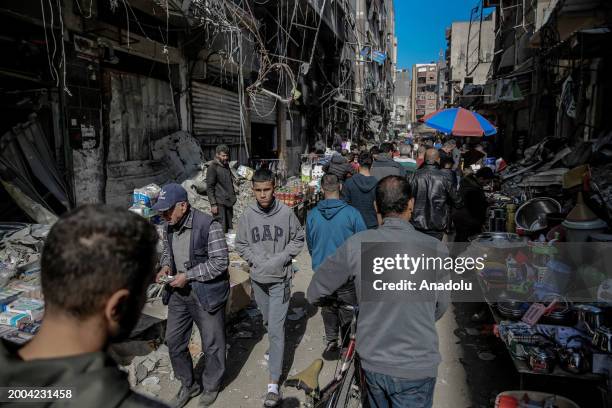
[285,302,367,408]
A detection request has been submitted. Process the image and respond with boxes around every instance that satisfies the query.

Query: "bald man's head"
[425,148,440,164]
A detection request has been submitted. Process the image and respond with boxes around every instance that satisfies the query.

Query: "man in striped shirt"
[154,183,229,408]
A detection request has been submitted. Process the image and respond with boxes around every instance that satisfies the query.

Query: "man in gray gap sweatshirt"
[235,169,304,408]
[307,175,449,408]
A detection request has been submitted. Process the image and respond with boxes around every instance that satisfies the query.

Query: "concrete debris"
[0,225,50,286]
[143,383,161,394]
[181,161,253,227]
[141,376,160,386]
[152,131,204,181]
[141,357,157,372]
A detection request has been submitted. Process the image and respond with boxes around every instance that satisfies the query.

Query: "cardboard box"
[226,264,251,316]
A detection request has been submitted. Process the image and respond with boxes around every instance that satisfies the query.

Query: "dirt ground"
[131,250,473,408]
[129,249,602,408]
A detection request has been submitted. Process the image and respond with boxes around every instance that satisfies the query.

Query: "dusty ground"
[131,249,475,408]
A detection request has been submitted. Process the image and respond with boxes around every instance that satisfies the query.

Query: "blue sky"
[394,0,483,71]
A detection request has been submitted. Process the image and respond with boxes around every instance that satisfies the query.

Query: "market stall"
[460,136,612,407]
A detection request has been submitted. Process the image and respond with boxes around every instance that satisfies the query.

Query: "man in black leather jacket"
[409,149,463,240]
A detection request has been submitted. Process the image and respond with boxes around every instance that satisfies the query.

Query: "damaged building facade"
[0,0,396,221]
[479,0,612,162]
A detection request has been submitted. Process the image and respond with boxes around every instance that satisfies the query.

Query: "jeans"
[321,282,356,344]
[166,289,226,392]
[364,371,435,408]
[252,279,290,382]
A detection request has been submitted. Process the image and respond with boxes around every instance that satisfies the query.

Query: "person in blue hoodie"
[341,152,379,229]
[306,174,366,358]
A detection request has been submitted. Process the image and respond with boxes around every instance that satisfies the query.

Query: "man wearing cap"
[153,183,229,408]
[206,144,237,233]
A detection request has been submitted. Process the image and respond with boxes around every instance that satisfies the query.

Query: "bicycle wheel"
[333,358,362,408]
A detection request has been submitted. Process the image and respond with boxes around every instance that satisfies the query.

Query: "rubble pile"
[113,344,174,399]
[181,162,254,228]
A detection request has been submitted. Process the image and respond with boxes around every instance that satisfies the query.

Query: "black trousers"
[215,205,233,233]
[166,289,226,392]
[321,282,357,344]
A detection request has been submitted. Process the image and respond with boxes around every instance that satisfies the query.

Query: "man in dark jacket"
[410,149,463,240]
[440,157,458,189]
[154,183,230,408]
[0,205,167,408]
[341,152,379,229]
[452,167,494,243]
[323,152,354,182]
[206,144,237,232]
[370,142,406,181]
[307,174,366,357]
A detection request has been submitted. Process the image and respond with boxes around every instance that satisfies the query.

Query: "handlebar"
[312,298,357,312]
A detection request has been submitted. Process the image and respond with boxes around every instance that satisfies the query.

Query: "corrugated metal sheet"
[250,93,277,125]
[108,72,179,163]
[105,71,178,205]
[191,81,241,140]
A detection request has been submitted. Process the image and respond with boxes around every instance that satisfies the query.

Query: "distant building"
[444,12,495,106]
[437,58,449,109]
[411,63,439,123]
[393,69,411,130]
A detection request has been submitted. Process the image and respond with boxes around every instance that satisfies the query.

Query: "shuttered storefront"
[191,81,246,162]
[250,93,277,125]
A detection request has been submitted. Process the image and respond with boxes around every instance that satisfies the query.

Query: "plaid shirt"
[160,210,229,282]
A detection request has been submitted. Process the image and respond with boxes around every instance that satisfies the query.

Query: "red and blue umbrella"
[419,107,497,137]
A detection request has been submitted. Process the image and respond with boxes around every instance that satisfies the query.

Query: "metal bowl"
[515,198,562,233]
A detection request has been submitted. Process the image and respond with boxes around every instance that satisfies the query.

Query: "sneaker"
[172,383,202,408]
[198,390,219,407]
[322,340,340,360]
[263,391,281,407]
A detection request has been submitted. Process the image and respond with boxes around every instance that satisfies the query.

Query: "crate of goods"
[6,298,45,321]
[0,289,23,311]
[132,184,161,208]
[0,311,31,327]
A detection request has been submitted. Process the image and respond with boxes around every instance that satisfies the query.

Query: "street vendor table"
[478,279,611,406]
